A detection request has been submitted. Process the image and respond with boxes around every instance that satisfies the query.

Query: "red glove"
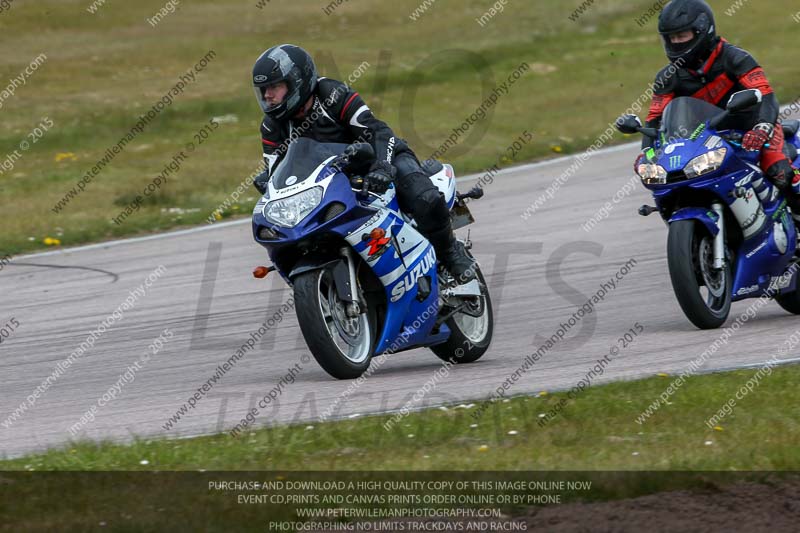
[742,123,774,151]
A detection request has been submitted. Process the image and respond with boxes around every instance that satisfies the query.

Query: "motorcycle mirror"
[727,89,762,113]
[616,114,643,134]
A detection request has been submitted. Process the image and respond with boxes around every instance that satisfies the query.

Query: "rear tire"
[431,263,493,364]
[294,268,376,379]
[667,220,731,329]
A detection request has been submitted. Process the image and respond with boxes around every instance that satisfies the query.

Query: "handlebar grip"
[729,140,770,149]
[350,176,369,194]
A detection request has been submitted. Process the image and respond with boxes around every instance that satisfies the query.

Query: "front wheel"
[431,262,494,364]
[667,219,731,329]
[294,267,376,379]
[775,269,800,313]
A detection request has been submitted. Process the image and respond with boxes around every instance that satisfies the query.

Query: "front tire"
[775,274,800,314]
[431,263,494,363]
[294,267,376,379]
[667,220,731,329]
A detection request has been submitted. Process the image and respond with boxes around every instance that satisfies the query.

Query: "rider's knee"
[411,186,448,230]
[765,159,793,190]
[417,187,445,211]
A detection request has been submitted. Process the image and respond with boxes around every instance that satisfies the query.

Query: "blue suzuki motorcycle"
[617,89,800,329]
[251,138,493,379]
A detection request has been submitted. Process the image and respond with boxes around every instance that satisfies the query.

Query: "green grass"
[6,366,800,531]
[3,0,800,255]
[3,364,798,531]
[3,363,799,471]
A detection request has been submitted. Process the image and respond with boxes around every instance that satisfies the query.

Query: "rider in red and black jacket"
[643,0,799,196]
[251,44,475,281]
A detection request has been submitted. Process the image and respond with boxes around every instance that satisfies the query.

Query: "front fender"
[288,257,353,302]
[669,207,720,236]
[288,257,339,280]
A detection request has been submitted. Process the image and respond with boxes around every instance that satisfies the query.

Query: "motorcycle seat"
[782,119,800,138]
[421,159,444,177]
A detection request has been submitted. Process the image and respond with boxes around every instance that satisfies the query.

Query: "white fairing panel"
[429,163,457,210]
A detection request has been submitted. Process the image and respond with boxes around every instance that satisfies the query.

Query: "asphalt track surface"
[3,141,800,459]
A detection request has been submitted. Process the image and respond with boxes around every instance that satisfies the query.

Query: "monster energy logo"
[669,155,682,167]
[771,200,788,221]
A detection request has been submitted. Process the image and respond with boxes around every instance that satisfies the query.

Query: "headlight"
[685,148,727,179]
[264,187,323,227]
[636,163,667,185]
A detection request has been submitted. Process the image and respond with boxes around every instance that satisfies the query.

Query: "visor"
[660,31,708,64]
[253,85,287,115]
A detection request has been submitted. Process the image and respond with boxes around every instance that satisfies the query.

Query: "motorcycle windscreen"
[660,97,725,141]
[270,138,349,189]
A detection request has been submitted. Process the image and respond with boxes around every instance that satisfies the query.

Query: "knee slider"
[766,160,793,190]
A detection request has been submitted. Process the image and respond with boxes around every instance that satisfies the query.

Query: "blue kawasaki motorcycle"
[251,138,493,378]
[617,90,800,329]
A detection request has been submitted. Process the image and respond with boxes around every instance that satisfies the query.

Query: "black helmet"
[252,44,318,121]
[658,0,718,67]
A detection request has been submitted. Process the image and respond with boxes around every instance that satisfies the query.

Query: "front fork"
[712,202,725,270]
[340,246,362,317]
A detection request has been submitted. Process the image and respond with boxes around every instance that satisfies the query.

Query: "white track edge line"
[18,100,799,262]
[15,143,643,261]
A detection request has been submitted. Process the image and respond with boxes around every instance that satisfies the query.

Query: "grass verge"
[2,363,798,530]
[2,363,798,471]
[3,0,800,255]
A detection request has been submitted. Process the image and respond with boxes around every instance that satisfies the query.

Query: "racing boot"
[791,169,800,255]
[766,162,800,255]
[427,225,477,284]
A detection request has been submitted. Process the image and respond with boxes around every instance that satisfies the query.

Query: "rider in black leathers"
[251,44,475,282]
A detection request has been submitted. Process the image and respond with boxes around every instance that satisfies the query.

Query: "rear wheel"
[431,263,493,363]
[294,267,376,379]
[667,220,731,329]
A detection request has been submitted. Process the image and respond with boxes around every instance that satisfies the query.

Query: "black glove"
[364,160,395,193]
[253,170,270,194]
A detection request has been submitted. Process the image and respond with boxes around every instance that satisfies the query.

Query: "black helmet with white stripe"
[252,44,318,121]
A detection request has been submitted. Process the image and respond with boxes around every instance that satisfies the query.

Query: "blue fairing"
[252,172,375,246]
[346,207,450,353]
[644,97,799,302]
[669,207,720,237]
[252,139,450,356]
